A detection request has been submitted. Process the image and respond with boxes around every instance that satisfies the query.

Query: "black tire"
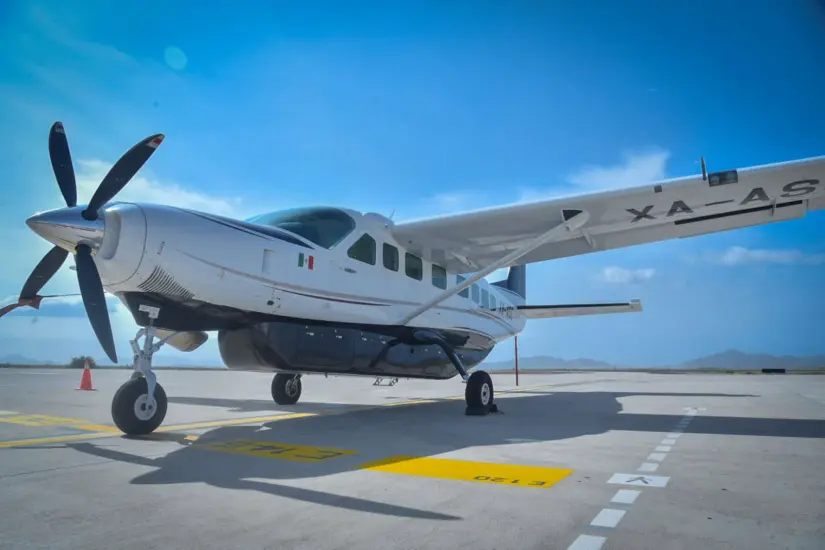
[111,376,168,435]
[465,370,494,410]
[271,373,301,405]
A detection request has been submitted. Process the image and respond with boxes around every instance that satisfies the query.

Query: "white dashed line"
[567,534,606,550]
[591,508,626,528]
[568,407,702,549]
[610,489,640,504]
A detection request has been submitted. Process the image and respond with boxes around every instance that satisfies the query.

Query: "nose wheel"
[112,375,168,435]
[111,305,172,435]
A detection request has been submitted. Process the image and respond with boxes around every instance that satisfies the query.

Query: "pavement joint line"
[0,381,554,449]
[568,406,703,550]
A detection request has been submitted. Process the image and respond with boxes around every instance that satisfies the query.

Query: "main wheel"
[271,373,301,405]
[465,370,494,410]
[111,376,168,435]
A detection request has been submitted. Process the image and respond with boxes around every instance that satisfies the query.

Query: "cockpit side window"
[245,207,356,249]
[347,233,376,265]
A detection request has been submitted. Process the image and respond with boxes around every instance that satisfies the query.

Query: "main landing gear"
[271,373,302,405]
[413,330,499,416]
[111,305,170,435]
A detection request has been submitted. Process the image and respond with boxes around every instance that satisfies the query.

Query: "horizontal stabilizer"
[518,299,642,319]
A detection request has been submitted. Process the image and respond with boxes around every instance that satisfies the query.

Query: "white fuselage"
[94,202,527,343]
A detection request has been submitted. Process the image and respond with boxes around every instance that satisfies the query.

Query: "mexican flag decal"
[298,252,314,270]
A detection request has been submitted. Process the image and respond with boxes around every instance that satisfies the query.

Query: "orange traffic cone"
[76,360,96,391]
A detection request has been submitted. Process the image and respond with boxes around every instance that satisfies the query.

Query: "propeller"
[9,121,165,364]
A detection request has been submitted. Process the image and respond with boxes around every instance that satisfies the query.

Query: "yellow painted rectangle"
[358,455,573,489]
[199,438,357,462]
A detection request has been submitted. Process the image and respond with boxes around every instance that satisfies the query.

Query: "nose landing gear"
[111,305,171,435]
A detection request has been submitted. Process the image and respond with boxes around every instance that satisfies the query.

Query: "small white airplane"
[3,122,824,436]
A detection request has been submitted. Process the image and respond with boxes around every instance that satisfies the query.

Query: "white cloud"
[75,159,242,217]
[517,148,670,203]
[597,267,656,284]
[711,246,825,266]
[566,149,670,191]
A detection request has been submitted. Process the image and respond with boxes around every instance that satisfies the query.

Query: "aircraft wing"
[390,156,825,273]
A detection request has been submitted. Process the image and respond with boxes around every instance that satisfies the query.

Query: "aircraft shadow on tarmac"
[63,390,825,520]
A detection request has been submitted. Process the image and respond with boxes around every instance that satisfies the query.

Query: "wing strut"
[395,209,590,325]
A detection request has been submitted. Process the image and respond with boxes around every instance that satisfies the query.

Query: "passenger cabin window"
[405,253,423,280]
[471,284,480,303]
[456,275,469,298]
[432,264,447,289]
[481,289,489,309]
[245,207,356,249]
[383,243,399,271]
[347,233,376,265]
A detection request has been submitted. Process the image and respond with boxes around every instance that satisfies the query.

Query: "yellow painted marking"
[0,431,117,448]
[131,432,200,443]
[358,455,573,489]
[0,414,119,433]
[199,438,357,462]
[73,423,122,433]
[0,414,87,427]
[0,382,557,449]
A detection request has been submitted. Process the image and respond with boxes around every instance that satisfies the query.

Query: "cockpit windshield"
[245,207,356,249]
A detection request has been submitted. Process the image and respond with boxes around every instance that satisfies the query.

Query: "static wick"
[701,156,708,181]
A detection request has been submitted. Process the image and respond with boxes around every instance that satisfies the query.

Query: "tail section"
[492,264,526,300]
[492,264,642,319]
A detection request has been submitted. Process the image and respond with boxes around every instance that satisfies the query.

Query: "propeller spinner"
[12,122,165,363]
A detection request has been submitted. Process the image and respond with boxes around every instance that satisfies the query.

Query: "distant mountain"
[0,353,55,365]
[481,355,619,371]
[2,350,823,370]
[677,349,825,370]
[480,350,825,371]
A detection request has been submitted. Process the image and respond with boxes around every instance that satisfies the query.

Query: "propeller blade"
[48,122,77,207]
[74,244,118,363]
[19,245,69,300]
[83,133,165,220]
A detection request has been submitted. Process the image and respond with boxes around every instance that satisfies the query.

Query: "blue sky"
[1,0,824,367]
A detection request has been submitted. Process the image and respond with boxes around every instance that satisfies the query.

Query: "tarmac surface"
[1,368,824,550]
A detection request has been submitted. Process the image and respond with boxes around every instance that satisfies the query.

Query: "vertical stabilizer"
[492,264,526,300]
